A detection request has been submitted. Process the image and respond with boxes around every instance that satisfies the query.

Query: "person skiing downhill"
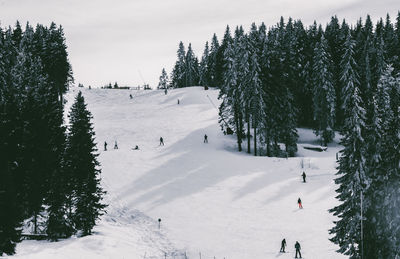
[114,141,118,149]
[104,141,107,151]
[280,238,286,253]
[302,171,306,183]
[204,134,208,143]
[295,241,302,258]
[160,137,164,146]
[298,198,303,209]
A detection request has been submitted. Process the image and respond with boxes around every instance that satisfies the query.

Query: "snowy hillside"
[12,87,346,259]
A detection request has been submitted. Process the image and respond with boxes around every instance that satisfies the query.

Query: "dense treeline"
[0,22,105,256]
[164,13,400,157]
[165,13,400,258]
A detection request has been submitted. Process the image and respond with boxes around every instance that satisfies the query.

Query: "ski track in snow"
[12,87,346,259]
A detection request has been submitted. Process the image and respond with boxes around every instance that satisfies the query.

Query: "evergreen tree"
[199,41,211,87]
[158,68,169,89]
[171,41,186,88]
[330,30,369,258]
[66,92,106,236]
[362,65,395,258]
[248,51,266,156]
[217,26,233,88]
[325,16,345,128]
[312,34,336,145]
[381,66,400,258]
[218,39,244,151]
[0,28,22,256]
[208,34,220,87]
[394,12,400,73]
[185,43,199,86]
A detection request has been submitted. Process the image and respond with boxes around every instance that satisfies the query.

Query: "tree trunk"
[34,214,37,234]
[246,110,251,154]
[238,111,244,152]
[254,120,257,156]
[235,112,242,152]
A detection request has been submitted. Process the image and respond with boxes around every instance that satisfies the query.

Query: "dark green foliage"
[158,68,169,89]
[312,34,336,145]
[66,92,106,236]
[0,21,104,255]
[0,28,23,255]
[171,42,186,88]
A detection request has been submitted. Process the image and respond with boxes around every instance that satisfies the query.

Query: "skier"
[204,134,208,143]
[133,145,139,150]
[295,241,302,258]
[104,141,107,151]
[280,238,286,253]
[160,137,164,146]
[302,171,306,183]
[129,94,133,99]
[298,198,303,209]
[114,141,118,149]
[177,99,180,105]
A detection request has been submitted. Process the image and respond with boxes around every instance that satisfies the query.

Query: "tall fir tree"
[0,27,23,256]
[312,34,336,145]
[209,34,220,87]
[185,43,199,86]
[199,41,211,87]
[171,41,186,88]
[158,68,169,89]
[330,30,369,258]
[66,92,106,236]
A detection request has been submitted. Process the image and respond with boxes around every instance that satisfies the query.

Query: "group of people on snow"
[279,171,308,257]
[103,134,209,152]
[104,141,119,151]
[280,239,302,258]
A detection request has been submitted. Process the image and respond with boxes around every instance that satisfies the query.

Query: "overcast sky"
[0,0,399,87]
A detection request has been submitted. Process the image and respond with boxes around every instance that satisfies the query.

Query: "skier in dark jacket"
[129,94,133,99]
[280,238,286,253]
[204,134,208,143]
[160,137,164,146]
[114,141,118,149]
[298,198,303,209]
[295,241,302,258]
[302,171,306,183]
[104,141,107,151]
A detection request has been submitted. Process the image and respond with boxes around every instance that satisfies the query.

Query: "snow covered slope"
[13,87,346,259]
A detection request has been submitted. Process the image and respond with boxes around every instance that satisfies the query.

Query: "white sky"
[0,0,399,88]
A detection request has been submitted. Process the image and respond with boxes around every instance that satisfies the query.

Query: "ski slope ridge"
[13,87,346,259]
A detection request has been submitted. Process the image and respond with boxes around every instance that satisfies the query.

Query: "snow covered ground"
[11,87,346,259]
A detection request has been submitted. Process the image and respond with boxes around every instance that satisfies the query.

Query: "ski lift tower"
[138,70,151,90]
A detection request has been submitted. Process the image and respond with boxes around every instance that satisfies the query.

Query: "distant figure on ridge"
[280,238,286,253]
[302,171,306,183]
[295,241,302,258]
[298,198,303,209]
[204,134,208,143]
[104,141,107,151]
[160,137,164,146]
[114,141,118,149]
